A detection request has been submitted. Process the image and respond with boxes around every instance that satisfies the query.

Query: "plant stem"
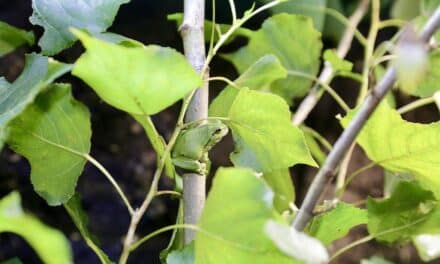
[330,217,428,262]
[85,154,134,215]
[293,7,440,231]
[397,96,436,114]
[129,224,200,252]
[292,0,370,126]
[181,0,209,245]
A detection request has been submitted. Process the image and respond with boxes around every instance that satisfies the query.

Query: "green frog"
[171,120,228,175]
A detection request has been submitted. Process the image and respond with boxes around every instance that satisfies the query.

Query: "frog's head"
[206,120,229,145]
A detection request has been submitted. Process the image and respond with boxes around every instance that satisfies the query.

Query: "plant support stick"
[293,6,440,231]
[181,0,208,244]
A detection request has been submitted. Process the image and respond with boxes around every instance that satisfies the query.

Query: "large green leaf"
[72,30,202,115]
[234,55,287,92]
[0,21,34,57]
[341,103,440,198]
[263,169,295,213]
[0,192,72,264]
[0,54,72,133]
[7,84,91,205]
[195,168,300,263]
[260,0,327,31]
[210,87,316,173]
[65,194,112,264]
[224,14,322,103]
[367,181,437,243]
[30,0,129,55]
[308,202,367,245]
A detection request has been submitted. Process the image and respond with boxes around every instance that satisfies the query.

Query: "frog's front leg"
[172,157,208,175]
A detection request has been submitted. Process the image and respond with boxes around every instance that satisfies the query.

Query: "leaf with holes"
[341,103,440,198]
[0,192,72,264]
[0,21,34,57]
[30,0,129,55]
[223,14,322,103]
[72,30,202,115]
[7,84,91,205]
[210,87,316,173]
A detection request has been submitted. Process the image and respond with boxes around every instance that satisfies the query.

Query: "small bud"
[394,26,429,94]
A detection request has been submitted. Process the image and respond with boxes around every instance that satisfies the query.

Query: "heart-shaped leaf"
[72,30,202,115]
[7,84,91,205]
[30,0,129,55]
[195,167,302,263]
[210,87,316,173]
[341,103,440,198]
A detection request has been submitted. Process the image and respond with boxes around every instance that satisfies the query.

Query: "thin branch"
[85,155,134,215]
[357,0,381,104]
[287,70,350,112]
[129,224,200,252]
[208,76,239,88]
[397,96,436,114]
[293,7,440,231]
[292,0,370,126]
[330,216,429,262]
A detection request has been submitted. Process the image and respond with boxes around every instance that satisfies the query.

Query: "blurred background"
[0,0,439,263]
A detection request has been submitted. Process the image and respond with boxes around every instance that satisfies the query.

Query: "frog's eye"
[214,128,223,134]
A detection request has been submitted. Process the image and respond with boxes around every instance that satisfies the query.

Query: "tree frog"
[171,120,228,175]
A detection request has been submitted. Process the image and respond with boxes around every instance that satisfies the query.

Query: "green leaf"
[0,192,72,264]
[0,21,34,57]
[0,54,72,133]
[341,103,440,198]
[210,87,316,173]
[367,181,437,243]
[391,0,421,20]
[7,84,91,205]
[308,202,367,245]
[72,30,202,115]
[323,49,353,73]
[166,242,194,264]
[223,14,322,103]
[413,234,440,262]
[195,167,300,263]
[421,0,440,15]
[234,55,287,92]
[260,0,327,31]
[30,0,129,55]
[65,194,112,264]
[263,169,295,213]
[265,220,329,264]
